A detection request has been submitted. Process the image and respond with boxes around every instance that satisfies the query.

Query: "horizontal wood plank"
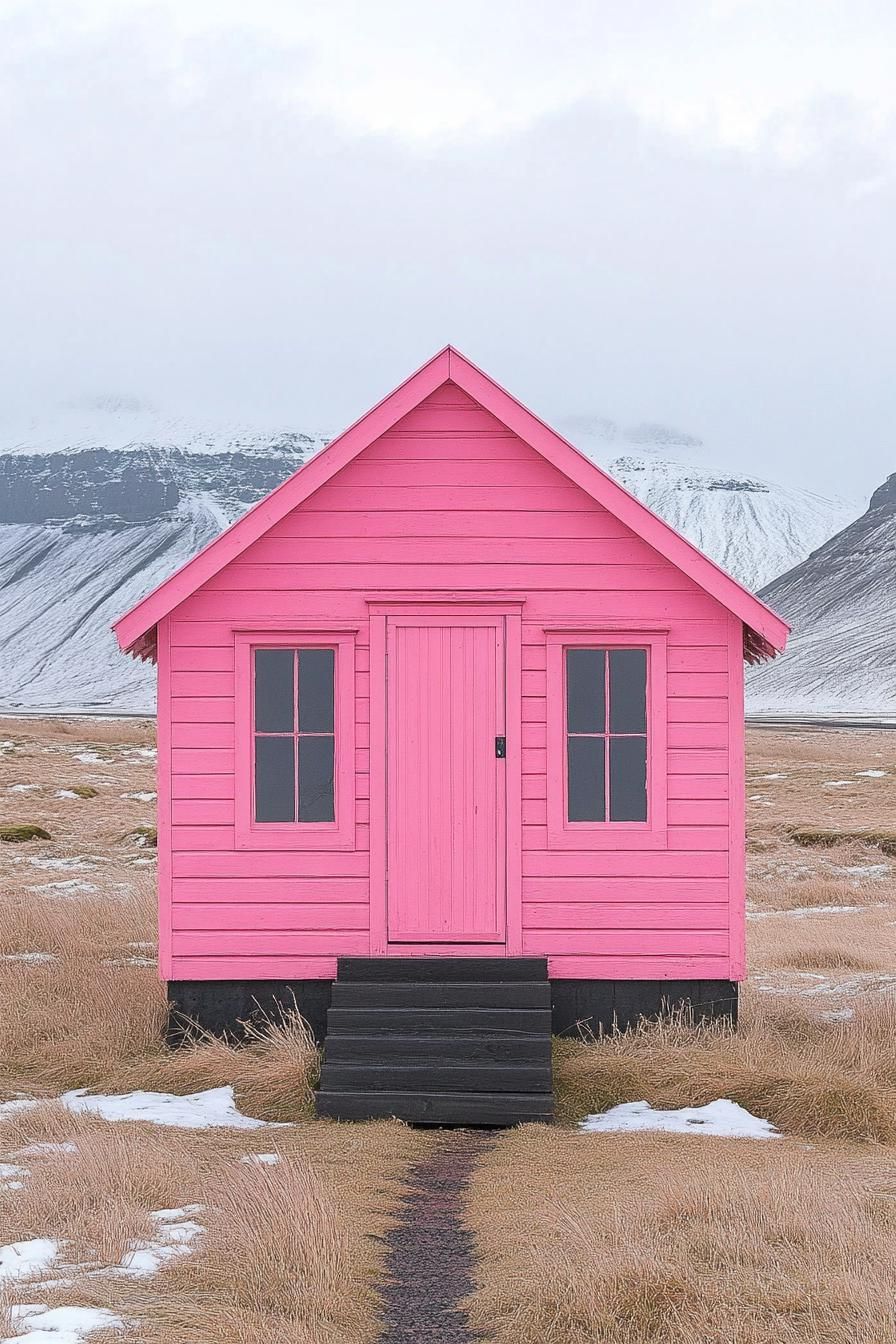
[522,876,728,901]
[523,929,728,955]
[170,672,233,697]
[523,901,729,929]
[668,799,728,825]
[667,774,729,799]
[201,564,697,594]
[169,647,234,673]
[245,535,662,565]
[171,774,236,800]
[171,748,234,774]
[667,647,728,673]
[172,877,368,903]
[523,851,728,878]
[172,851,369,878]
[172,903,369,932]
[172,931,370,956]
[172,799,233,826]
[667,697,728,723]
[268,509,628,540]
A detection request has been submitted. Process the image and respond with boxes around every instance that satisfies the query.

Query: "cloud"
[0,2,893,496]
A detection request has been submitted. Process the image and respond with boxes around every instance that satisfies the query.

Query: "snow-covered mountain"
[0,403,324,712]
[747,473,896,716]
[0,402,858,713]
[561,417,857,593]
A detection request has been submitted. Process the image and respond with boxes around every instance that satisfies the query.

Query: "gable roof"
[114,346,789,664]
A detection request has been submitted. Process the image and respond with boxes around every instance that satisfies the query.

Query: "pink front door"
[386,615,506,945]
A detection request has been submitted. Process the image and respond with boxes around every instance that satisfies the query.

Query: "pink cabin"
[115,348,789,1125]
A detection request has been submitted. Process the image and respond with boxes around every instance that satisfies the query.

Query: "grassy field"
[1,718,895,1341]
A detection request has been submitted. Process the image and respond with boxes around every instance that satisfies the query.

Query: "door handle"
[495,736,506,758]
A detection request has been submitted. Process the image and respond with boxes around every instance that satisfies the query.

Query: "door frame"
[367,596,523,956]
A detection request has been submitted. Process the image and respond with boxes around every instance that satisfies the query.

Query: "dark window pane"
[567,736,606,822]
[254,649,295,733]
[298,648,335,733]
[566,648,606,733]
[609,649,647,733]
[299,735,335,822]
[255,736,295,822]
[609,736,648,822]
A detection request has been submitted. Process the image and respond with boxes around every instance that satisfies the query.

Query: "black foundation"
[166,976,737,1046]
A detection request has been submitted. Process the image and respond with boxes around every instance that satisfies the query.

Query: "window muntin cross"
[565,647,648,823]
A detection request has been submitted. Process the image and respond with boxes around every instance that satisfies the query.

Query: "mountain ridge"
[748,470,896,715]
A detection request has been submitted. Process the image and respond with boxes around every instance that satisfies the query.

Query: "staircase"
[316,957,553,1125]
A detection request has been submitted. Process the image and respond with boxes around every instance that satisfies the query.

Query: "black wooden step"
[319,1061,551,1093]
[323,1033,551,1065]
[316,1089,553,1125]
[326,1006,552,1035]
[330,981,551,1009]
[336,957,548,983]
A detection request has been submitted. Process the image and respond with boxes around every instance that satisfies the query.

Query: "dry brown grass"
[498,731,896,1342]
[3,716,896,1342]
[745,726,896,908]
[0,717,427,1342]
[553,993,896,1142]
[464,1128,896,1344]
[0,721,325,1115]
[0,715,155,747]
[750,904,895,974]
[0,1106,428,1344]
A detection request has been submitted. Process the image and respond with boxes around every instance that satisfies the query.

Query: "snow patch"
[856,769,888,778]
[22,858,99,872]
[0,1239,60,1283]
[15,1143,78,1157]
[240,1152,281,1166]
[121,791,156,802]
[71,753,110,766]
[0,953,56,963]
[747,904,872,920]
[4,1304,124,1342]
[755,970,896,1000]
[115,1207,203,1278]
[831,863,891,879]
[60,1085,278,1130]
[822,780,853,788]
[27,880,98,896]
[7,784,39,793]
[581,1099,780,1139]
[0,1099,38,1119]
[0,1162,28,1190]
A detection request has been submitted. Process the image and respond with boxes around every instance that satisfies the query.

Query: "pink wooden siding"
[160,383,742,983]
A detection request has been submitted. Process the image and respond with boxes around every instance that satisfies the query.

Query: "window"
[566,648,647,822]
[546,630,667,850]
[235,630,356,850]
[254,648,335,823]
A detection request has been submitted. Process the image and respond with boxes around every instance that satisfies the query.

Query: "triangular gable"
[114,346,790,663]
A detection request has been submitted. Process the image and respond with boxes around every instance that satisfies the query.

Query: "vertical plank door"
[386,616,506,944]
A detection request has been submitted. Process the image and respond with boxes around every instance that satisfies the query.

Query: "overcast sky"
[2,1,894,497]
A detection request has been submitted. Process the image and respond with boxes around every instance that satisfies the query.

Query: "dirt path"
[378,1130,492,1343]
